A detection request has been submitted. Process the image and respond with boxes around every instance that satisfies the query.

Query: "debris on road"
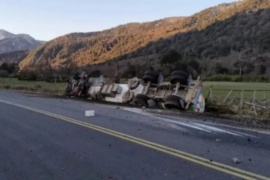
[85,110,95,117]
[232,158,241,164]
[216,139,222,142]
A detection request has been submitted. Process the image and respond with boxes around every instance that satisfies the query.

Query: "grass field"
[203,81,270,100]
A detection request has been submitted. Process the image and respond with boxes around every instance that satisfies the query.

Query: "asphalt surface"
[0,90,269,180]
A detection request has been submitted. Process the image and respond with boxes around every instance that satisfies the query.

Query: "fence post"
[210,86,213,103]
[252,90,257,117]
[252,90,256,103]
[240,90,244,109]
[228,96,236,105]
[264,90,266,100]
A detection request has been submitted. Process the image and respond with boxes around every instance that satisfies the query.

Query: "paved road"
[0,90,269,180]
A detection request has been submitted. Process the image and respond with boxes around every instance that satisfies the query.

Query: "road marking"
[0,99,269,180]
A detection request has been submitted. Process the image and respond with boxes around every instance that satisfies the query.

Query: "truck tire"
[96,92,104,101]
[171,70,189,77]
[129,80,140,90]
[143,70,159,84]
[164,95,185,110]
[122,90,135,104]
[142,74,157,84]
[170,74,188,85]
[134,94,149,107]
[144,70,158,77]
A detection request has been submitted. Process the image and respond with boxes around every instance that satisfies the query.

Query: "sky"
[0,0,237,41]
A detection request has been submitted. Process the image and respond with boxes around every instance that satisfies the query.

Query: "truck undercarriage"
[65,70,205,113]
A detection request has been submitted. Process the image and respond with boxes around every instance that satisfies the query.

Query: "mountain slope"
[20,0,270,75]
[0,50,29,63]
[0,30,44,55]
[0,29,15,40]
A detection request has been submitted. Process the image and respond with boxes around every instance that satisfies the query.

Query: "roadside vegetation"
[0,78,66,95]
[203,81,270,121]
[203,81,270,99]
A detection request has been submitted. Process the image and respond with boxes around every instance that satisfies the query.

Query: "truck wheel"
[171,70,189,77]
[143,70,159,84]
[164,95,185,110]
[142,74,157,84]
[134,94,149,107]
[122,90,134,104]
[96,92,104,101]
[129,80,140,90]
[170,74,188,85]
[144,70,157,76]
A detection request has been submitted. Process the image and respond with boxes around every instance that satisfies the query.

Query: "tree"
[121,64,137,78]
[160,50,182,65]
[213,63,228,74]
[234,61,254,75]
[0,63,18,74]
[89,70,101,77]
[257,64,266,75]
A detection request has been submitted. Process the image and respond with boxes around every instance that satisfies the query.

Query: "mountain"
[0,50,29,64]
[19,0,270,76]
[0,30,44,55]
[0,29,15,40]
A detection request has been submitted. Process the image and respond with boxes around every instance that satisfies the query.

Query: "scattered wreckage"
[65,69,205,113]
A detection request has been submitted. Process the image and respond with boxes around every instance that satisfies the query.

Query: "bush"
[204,74,233,81]
[0,70,9,77]
[4,85,10,89]
[18,70,38,81]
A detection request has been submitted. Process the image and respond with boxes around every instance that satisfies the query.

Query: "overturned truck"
[65,70,205,113]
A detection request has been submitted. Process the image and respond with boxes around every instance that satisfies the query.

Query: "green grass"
[203,81,270,100]
[0,78,67,95]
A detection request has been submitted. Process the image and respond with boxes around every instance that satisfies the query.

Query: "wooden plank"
[210,86,213,103]
[223,90,233,103]
[252,90,256,103]
[240,90,244,109]
[245,102,268,109]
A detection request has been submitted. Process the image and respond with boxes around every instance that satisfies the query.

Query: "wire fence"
[206,86,270,118]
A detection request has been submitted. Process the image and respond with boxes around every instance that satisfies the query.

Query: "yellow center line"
[0,99,269,180]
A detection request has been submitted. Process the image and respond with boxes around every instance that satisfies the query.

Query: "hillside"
[20,0,270,76]
[0,50,29,64]
[0,30,43,55]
